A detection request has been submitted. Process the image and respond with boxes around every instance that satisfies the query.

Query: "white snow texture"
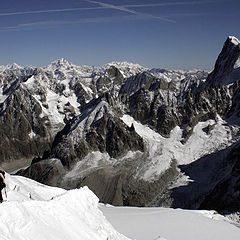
[0,174,129,240]
[0,174,239,240]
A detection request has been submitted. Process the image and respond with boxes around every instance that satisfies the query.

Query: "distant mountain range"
[1,36,240,220]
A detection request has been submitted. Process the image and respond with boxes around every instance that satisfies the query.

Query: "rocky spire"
[206,36,240,86]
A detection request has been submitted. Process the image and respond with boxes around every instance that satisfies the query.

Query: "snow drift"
[0,174,129,240]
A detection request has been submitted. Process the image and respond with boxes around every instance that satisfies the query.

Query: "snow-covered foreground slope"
[1,174,240,240]
[3,174,66,201]
[101,205,240,240]
[0,174,129,240]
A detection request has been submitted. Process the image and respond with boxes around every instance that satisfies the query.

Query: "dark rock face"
[119,72,180,137]
[75,159,178,206]
[95,66,124,98]
[86,114,145,158]
[157,144,236,210]
[20,157,178,206]
[38,94,145,169]
[18,158,66,187]
[119,70,232,139]
[200,143,240,214]
[206,36,240,86]
[69,80,90,110]
[0,85,52,167]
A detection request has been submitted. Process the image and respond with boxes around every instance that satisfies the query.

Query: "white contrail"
[0,15,147,32]
[84,0,143,15]
[83,0,175,23]
[0,6,104,17]
[122,0,220,8]
[0,0,219,18]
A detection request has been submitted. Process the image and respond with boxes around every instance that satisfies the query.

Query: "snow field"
[101,205,240,240]
[0,174,129,240]
[0,174,239,240]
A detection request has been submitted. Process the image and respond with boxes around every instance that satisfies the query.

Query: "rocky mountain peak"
[0,63,37,74]
[206,35,240,86]
[47,58,73,71]
[6,63,22,70]
[104,61,148,78]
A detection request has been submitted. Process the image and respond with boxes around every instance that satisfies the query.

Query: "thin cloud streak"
[0,10,210,32]
[0,0,220,18]
[0,7,105,17]
[0,15,148,32]
[84,0,175,23]
[0,0,219,30]
[165,12,209,17]
[122,0,220,8]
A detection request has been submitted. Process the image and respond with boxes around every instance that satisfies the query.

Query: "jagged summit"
[47,58,73,70]
[206,35,240,86]
[6,62,22,69]
[55,57,71,65]
[0,63,23,72]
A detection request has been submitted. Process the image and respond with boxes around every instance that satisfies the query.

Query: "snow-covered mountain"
[1,173,240,240]
[1,36,240,220]
[0,57,208,170]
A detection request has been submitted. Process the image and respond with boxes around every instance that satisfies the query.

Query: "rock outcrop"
[206,36,240,86]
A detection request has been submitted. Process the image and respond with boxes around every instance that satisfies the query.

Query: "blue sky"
[0,0,239,69]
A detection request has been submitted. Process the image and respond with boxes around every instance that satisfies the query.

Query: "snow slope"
[0,174,129,240]
[3,174,66,202]
[101,205,240,240]
[1,174,240,240]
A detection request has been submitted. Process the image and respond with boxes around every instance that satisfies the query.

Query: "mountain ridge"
[1,35,240,219]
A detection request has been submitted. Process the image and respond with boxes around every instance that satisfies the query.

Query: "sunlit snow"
[0,174,129,240]
[0,174,239,240]
[121,114,240,181]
